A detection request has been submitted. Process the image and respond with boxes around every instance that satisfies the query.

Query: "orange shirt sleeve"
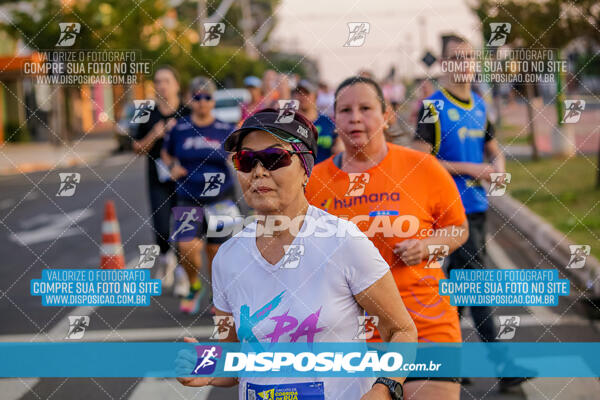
[426,155,467,229]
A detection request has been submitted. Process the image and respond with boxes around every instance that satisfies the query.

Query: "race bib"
[246,382,325,400]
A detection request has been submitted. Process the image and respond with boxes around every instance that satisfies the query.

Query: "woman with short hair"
[177,108,417,400]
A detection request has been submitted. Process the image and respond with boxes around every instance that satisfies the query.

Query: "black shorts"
[172,196,241,245]
[448,212,487,271]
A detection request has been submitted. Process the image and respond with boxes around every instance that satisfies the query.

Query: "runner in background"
[131,65,189,292]
[381,77,412,147]
[316,81,335,117]
[240,76,264,120]
[161,76,240,315]
[306,76,469,400]
[413,36,530,390]
[275,73,292,104]
[292,79,344,164]
[409,78,435,126]
[259,69,279,109]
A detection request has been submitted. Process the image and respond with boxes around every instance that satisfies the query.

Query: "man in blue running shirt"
[414,36,531,390]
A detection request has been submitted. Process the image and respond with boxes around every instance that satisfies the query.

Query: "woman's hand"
[360,383,392,399]
[393,239,427,266]
[170,163,188,180]
[471,162,495,182]
[176,337,213,387]
[164,118,177,133]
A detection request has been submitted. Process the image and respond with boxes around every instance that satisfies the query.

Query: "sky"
[271,0,482,86]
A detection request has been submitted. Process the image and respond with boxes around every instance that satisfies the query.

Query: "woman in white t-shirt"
[177,109,417,399]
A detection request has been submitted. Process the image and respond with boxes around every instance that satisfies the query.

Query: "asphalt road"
[1,152,599,400]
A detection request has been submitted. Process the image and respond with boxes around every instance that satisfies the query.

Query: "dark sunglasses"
[192,93,212,101]
[232,148,312,173]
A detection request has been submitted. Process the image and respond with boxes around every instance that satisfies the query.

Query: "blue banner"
[1,342,599,378]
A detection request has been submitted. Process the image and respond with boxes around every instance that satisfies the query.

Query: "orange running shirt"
[306,143,466,343]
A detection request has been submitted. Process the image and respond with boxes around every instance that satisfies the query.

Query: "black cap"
[224,109,318,157]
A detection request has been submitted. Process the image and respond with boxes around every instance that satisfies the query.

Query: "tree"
[471,0,599,161]
[1,0,289,141]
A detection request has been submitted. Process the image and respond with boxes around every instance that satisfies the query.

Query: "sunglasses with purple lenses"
[192,93,212,101]
[232,148,312,173]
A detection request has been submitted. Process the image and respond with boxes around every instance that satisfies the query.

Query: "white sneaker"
[173,265,189,298]
[153,255,168,287]
[161,250,177,289]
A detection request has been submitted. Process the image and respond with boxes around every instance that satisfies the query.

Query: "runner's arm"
[132,120,163,154]
[354,271,418,387]
[394,218,469,266]
[484,138,505,174]
[178,309,239,388]
[413,118,496,181]
[210,308,239,387]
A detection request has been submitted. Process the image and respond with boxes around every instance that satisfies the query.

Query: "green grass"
[506,156,600,260]
[498,123,530,145]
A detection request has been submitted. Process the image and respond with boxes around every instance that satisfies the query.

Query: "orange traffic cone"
[100,200,125,269]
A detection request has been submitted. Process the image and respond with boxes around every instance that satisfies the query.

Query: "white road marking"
[522,377,600,400]
[0,198,15,209]
[1,325,214,342]
[9,208,94,245]
[487,238,600,329]
[0,378,40,400]
[487,237,600,399]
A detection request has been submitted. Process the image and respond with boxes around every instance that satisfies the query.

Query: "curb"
[489,194,600,298]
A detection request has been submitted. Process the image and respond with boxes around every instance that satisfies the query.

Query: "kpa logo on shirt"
[56,173,81,197]
[562,100,586,123]
[275,100,299,124]
[280,244,304,269]
[137,245,160,268]
[130,100,156,124]
[66,315,90,339]
[344,22,370,47]
[170,207,203,242]
[353,315,379,339]
[487,173,511,197]
[425,245,449,268]
[56,22,81,47]
[345,173,370,196]
[420,100,444,124]
[238,291,325,343]
[210,316,235,340]
[202,172,226,197]
[201,23,225,46]
[496,315,520,340]
[566,245,591,269]
[192,345,222,375]
[487,22,511,47]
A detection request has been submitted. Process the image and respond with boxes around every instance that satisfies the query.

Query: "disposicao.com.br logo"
[221,351,441,374]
